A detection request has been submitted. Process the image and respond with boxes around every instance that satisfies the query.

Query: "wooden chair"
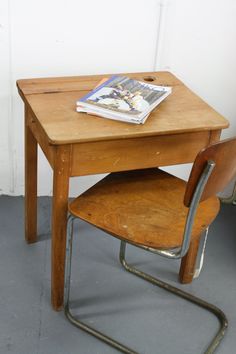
[64,137,236,353]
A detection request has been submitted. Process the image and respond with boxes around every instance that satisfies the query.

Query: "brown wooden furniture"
[70,168,219,261]
[16,71,229,311]
[65,138,236,353]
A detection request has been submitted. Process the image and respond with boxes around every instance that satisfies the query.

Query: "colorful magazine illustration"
[76,76,171,124]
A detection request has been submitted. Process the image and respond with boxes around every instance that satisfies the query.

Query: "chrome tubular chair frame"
[130,161,216,261]
[64,161,228,353]
[193,227,209,279]
[220,180,236,205]
[119,241,228,354]
[64,215,138,354]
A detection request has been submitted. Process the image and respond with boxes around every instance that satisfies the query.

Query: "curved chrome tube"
[125,161,216,260]
[119,241,228,354]
[64,160,228,354]
[64,215,138,354]
[220,180,236,204]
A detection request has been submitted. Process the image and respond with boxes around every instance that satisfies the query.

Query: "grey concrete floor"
[0,196,235,354]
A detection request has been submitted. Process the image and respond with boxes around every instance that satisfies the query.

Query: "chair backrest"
[184,137,236,207]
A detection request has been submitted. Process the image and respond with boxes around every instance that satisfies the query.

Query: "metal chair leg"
[63,216,227,354]
[64,215,139,354]
[194,228,209,279]
[220,180,236,205]
[119,241,228,354]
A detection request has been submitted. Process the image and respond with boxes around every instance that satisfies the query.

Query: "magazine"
[76,75,172,124]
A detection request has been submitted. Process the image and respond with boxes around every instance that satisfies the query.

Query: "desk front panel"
[71,131,215,176]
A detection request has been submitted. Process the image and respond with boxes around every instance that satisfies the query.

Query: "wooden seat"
[64,138,236,353]
[69,168,220,250]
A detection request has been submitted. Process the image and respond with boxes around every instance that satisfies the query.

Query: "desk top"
[17,71,229,145]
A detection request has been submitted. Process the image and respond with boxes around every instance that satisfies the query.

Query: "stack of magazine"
[76,75,172,124]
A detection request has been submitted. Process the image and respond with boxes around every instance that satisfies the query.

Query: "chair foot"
[64,220,227,354]
[64,216,139,354]
[64,304,138,354]
[119,241,228,354]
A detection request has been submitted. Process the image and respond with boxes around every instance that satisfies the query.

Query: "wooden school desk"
[17,71,229,311]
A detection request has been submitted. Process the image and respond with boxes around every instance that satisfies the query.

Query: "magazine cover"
[77,76,171,117]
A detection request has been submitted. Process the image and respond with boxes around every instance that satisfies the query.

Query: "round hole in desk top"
[143,76,156,82]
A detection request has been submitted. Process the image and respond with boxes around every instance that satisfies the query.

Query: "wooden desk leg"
[25,107,38,243]
[51,146,71,311]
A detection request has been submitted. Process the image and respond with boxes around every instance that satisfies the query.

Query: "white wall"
[0,1,12,194]
[162,0,236,196]
[167,0,236,138]
[1,0,164,196]
[0,0,236,197]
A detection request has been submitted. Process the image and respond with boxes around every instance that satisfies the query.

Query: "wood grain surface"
[69,168,220,249]
[18,71,229,309]
[17,72,229,144]
[185,136,236,206]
